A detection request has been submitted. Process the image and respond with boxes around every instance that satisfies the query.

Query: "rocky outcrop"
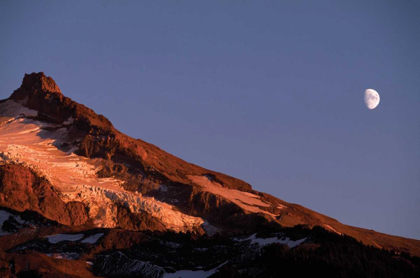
[0,164,89,226]
[10,72,113,131]
[116,206,167,232]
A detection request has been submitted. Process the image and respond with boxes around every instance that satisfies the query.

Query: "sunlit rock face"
[0,72,283,235]
[0,73,420,277]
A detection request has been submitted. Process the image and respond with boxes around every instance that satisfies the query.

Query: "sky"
[0,0,419,240]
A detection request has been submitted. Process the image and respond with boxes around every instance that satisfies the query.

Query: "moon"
[364,89,380,110]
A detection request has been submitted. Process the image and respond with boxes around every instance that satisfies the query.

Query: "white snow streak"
[323,224,342,235]
[188,175,276,217]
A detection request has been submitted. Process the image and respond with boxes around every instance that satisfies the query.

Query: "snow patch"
[164,261,228,278]
[323,224,342,235]
[0,210,25,236]
[372,241,382,249]
[201,220,219,236]
[277,204,287,210]
[63,117,74,125]
[235,233,307,248]
[162,241,182,248]
[81,233,104,244]
[46,233,84,244]
[46,252,80,260]
[0,100,37,119]
[0,210,13,236]
[188,175,276,217]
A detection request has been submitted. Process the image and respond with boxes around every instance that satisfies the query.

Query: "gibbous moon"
[364,89,380,110]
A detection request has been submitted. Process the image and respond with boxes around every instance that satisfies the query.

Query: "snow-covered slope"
[188,175,277,216]
[0,100,204,232]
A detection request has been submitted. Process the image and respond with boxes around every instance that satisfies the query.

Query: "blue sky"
[1,0,419,239]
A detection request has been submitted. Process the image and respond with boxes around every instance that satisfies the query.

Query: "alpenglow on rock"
[0,73,419,277]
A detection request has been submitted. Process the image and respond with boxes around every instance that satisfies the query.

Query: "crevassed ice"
[0,101,204,233]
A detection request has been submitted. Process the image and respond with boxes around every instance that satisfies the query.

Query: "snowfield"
[188,175,276,217]
[0,101,204,233]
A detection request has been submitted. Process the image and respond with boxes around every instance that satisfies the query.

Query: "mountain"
[0,72,419,277]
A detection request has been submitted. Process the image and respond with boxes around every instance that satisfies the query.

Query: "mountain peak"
[21,72,61,94]
[9,72,62,105]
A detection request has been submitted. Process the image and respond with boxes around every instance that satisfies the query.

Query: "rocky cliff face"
[0,73,419,277]
[0,164,89,226]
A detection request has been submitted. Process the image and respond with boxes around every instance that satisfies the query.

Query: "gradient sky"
[1,1,419,240]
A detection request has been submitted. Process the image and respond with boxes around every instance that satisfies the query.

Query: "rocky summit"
[0,73,419,277]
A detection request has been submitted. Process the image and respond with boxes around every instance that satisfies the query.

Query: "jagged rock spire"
[20,72,61,94]
[10,72,61,102]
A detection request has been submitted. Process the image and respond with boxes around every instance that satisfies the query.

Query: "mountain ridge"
[1,72,419,259]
